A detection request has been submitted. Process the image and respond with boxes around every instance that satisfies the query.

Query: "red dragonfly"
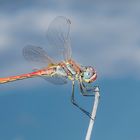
[0,16,97,118]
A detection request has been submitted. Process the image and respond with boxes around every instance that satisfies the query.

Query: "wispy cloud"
[0,1,140,80]
[13,135,25,140]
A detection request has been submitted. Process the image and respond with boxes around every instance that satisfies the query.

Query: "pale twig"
[85,86,100,140]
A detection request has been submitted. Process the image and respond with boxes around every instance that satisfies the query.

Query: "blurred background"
[0,0,140,140]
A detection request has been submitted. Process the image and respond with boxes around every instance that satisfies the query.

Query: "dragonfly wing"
[46,16,72,62]
[41,74,68,85]
[23,45,56,67]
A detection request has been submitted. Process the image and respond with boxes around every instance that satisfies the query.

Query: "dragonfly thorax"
[55,61,97,83]
[55,61,80,81]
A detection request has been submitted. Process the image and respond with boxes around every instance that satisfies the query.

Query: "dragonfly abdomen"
[0,75,32,84]
[0,68,55,84]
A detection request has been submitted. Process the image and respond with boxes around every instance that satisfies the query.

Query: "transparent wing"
[22,17,72,85]
[46,16,72,62]
[41,74,67,85]
[23,45,56,67]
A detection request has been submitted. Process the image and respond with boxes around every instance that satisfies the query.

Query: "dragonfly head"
[81,66,97,83]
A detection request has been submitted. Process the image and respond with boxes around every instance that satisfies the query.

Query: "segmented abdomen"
[0,67,55,84]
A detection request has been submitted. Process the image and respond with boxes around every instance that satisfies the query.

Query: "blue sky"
[0,0,140,140]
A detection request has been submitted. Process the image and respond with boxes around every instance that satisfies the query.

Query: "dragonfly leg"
[79,80,95,97]
[71,81,93,119]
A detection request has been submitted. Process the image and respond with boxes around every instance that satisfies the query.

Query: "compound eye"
[84,71,93,79]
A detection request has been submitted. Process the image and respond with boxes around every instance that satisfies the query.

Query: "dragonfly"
[0,16,97,119]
